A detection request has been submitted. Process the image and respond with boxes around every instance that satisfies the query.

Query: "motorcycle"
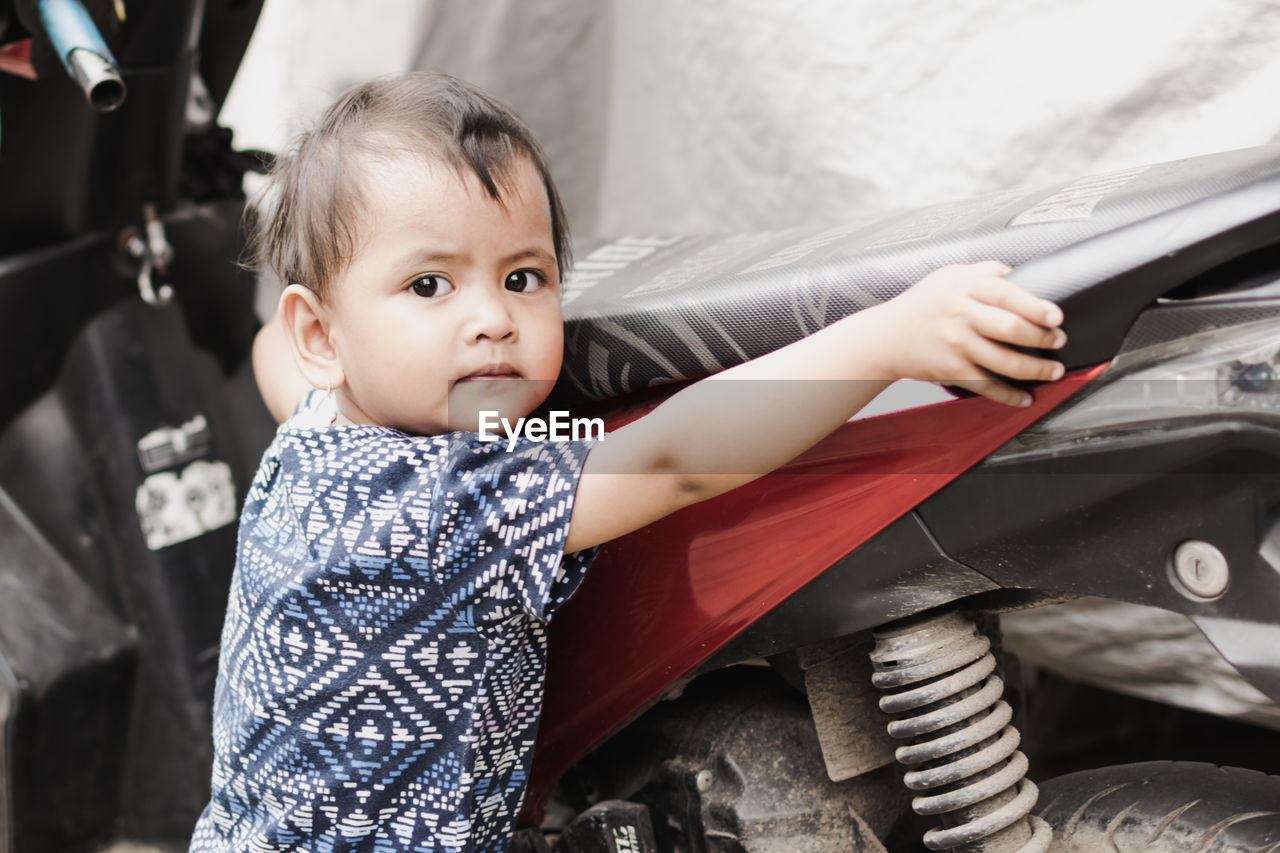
[0,1,269,850]
[519,140,1280,853]
[2,2,1279,852]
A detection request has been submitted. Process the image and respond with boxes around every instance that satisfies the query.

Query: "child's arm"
[253,315,317,423]
[563,262,1066,553]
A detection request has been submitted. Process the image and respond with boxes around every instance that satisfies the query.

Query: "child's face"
[322,154,565,436]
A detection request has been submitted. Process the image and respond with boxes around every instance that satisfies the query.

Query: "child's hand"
[566,260,1066,552]
[874,261,1067,407]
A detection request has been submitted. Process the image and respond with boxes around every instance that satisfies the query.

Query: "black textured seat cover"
[559,145,1280,404]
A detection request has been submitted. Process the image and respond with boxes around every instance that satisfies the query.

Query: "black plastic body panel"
[704,511,999,671]
[917,421,1280,702]
[1195,517,1280,712]
[0,1,266,846]
[0,299,260,843]
[0,487,136,853]
[0,198,259,434]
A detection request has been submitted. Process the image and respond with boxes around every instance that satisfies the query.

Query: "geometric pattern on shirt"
[189,400,597,853]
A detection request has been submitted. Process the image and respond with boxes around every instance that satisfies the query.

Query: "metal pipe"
[37,0,125,111]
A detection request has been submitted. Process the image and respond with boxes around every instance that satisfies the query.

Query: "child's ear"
[278,284,344,391]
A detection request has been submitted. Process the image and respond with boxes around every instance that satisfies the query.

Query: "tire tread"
[1036,762,1280,852]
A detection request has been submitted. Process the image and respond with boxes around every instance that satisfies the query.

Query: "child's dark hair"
[250,71,571,299]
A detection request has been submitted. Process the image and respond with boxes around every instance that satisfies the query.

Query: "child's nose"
[465,286,517,342]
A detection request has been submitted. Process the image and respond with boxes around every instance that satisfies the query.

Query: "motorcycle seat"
[558,144,1280,405]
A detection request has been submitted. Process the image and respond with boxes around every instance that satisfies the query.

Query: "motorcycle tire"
[1034,761,1280,852]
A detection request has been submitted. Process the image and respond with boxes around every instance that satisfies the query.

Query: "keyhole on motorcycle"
[1169,539,1230,600]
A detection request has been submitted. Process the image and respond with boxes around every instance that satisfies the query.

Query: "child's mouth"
[458,364,522,382]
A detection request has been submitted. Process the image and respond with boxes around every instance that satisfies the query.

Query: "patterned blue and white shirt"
[190,395,598,852]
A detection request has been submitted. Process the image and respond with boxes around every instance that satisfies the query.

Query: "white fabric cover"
[406,0,1280,235]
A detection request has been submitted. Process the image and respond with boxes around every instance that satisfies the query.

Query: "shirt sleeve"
[431,433,600,625]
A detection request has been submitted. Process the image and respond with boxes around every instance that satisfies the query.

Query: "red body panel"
[523,366,1107,820]
[0,39,37,80]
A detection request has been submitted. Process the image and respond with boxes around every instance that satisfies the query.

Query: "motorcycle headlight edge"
[1035,316,1280,434]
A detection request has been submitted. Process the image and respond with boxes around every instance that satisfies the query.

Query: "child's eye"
[410,275,454,298]
[505,270,546,293]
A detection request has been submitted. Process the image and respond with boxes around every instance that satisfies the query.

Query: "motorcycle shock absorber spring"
[870,611,1052,853]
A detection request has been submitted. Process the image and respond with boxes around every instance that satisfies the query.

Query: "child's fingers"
[965,335,1065,383]
[950,371,1034,407]
[970,303,1068,350]
[969,275,1064,328]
